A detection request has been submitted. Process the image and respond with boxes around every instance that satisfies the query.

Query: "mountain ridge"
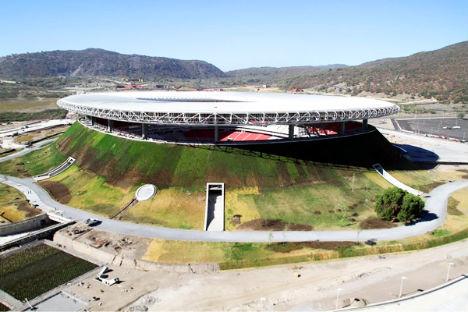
[0,48,225,79]
[0,41,466,102]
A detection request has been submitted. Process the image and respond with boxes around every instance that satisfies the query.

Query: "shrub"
[398,193,425,222]
[375,187,424,223]
[375,187,406,221]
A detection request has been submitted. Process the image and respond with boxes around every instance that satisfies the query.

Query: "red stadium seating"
[183,129,272,142]
[307,121,362,136]
[220,130,271,142]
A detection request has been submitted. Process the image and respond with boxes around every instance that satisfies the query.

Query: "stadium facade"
[58,91,400,145]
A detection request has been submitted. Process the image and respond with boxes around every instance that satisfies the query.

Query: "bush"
[398,193,425,222]
[375,187,424,223]
[375,187,406,221]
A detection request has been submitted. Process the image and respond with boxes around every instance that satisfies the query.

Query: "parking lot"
[397,118,467,141]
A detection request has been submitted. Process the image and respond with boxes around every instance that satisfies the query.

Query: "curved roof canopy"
[58,91,400,126]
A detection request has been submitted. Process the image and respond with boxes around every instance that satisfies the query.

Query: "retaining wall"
[53,231,219,273]
[0,213,51,236]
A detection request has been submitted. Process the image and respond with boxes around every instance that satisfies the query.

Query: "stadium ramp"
[34,157,75,181]
[373,163,425,196]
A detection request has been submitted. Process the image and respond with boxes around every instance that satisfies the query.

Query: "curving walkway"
[1,173,467,243]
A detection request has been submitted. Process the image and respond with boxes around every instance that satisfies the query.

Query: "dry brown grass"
[0,183,41,222]
[359,217,397,229]
[124,188,205,229]
[0,98,58,113]
[15,125,69,144]
[237,219,313,231]
[40,181,72,203]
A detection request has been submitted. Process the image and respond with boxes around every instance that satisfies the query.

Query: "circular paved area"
[135,184,156,201]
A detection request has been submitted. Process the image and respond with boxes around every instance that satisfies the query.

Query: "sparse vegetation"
[0,49,225,80]
[0,109,67,122]
[0,183,41,223]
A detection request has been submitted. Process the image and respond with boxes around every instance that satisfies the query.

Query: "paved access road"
[0,138,57,163]
[362,277,468,311]
[380,128,468,164]
[1,174,467,243]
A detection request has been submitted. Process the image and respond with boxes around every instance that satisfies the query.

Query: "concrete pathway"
[0,138,56,163]
[1,174,467,243]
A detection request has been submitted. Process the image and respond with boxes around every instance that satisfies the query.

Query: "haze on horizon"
[0,0,467,71]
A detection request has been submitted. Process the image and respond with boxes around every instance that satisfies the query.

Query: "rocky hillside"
[284,41,468,103]
[226,65,347,84]
[0,48,225,80]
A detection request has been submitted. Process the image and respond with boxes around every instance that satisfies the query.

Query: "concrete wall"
[0,213,51,236]
[53,232,113,265]
[53,231,219,273]
[0,289,22,311]
[0,222,72,251]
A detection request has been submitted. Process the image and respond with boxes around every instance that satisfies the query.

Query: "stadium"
[57,91,400,146]
[3,89,408,234]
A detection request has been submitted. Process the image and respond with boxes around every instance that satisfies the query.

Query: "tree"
[398,193,425,223]
[375,187,406,221]
[375,187,424,223]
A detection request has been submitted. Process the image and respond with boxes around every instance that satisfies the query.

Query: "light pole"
[335,287,342,310]
[446,262,454,282]
[398,276,407,298]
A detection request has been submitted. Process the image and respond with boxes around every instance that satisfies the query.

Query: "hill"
[1,42,466,102]
[0,48,225,80]
[284,41,468,103]
[0,122,402,231]
[0,122,402,185]
[226,65,347,84]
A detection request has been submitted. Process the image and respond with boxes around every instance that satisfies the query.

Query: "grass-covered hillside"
[55,123,402,189]
[0,122,409,230]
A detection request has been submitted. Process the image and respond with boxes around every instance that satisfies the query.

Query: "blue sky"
[0,0,467,70]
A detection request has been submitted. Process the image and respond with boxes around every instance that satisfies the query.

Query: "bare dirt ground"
[52,232,468,311]
[14,124,68,144]
[125,239,468,311]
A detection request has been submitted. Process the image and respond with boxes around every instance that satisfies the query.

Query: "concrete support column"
[341,121,346,134]
[214,125,219,143]
[213,114,219,143]
[90,116,95,126]
[142,123,148,139]
[288,125,295,139]
[107,119,113,132]
[362,118,368,129]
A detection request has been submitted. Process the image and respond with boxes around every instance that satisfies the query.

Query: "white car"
[85,218,101,226]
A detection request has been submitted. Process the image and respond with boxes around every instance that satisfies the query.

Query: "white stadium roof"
[58,91,400,126]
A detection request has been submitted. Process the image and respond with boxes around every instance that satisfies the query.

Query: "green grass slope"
[56,123,326,188]
[0,123,405,229]
[55,122,401,189]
